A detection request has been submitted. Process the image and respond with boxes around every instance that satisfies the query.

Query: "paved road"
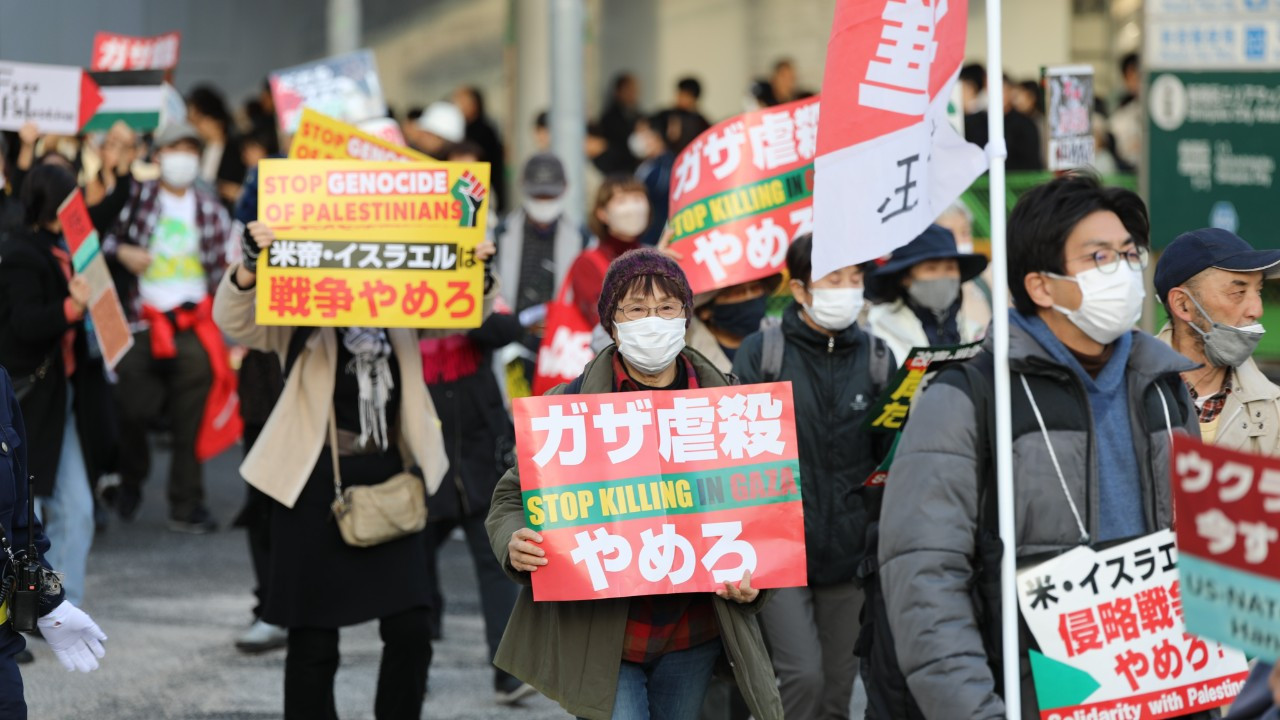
[20,445,867,719]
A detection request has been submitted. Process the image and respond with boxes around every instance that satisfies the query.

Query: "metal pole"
[327,0,361,56]
[985,1,1021,718]
[550,0,588,246]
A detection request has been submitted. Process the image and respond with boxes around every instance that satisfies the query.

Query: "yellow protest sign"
[255,158,490,329]
[289,108,428,162]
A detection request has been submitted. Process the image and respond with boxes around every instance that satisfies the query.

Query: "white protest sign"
[0,61,103,134]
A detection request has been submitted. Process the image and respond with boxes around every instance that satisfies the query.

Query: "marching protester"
[0,366,108,718]
[732,234,893,720]
[564,176,651,328]
[414,101,466,161]
[187,84,246,208]
[0,164,117,612]
[1155,229,1280,452]
[102,121,234,532]
[487,247,783,720]
[419,311,532,704]
[453,86,508,214]
[212,220,499,720]
[687,275,781,373]
[876,173,1198,719]
[865,224,991,365]
[597,72,643,175]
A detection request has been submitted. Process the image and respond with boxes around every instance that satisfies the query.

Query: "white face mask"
[525,196,564,224]
[606,198,650,239]
[1048,263,1145,345]
[628,132,650,159]
[160,151,200,189]
[615,316,687,375]
[804,287,865,332]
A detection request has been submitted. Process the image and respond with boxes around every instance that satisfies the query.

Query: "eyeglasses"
[1069,246,1150,274]
[616,301,686,322]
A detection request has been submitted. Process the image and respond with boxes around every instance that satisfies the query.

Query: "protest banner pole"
[550,0,587,238]
[984,1,1020,718]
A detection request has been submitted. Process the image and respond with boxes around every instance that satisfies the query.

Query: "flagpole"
[984,0,1020,718]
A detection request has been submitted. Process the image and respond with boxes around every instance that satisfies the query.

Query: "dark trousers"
[284,606,432,720]
[113,329,212,519]
[239,423,272,618]
[0,630,26,719]
[424,512,519,689]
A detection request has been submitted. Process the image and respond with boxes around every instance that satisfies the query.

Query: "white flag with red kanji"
[811,0,986,281]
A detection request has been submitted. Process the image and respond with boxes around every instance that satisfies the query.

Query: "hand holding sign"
[68,275,91,312]
[508,528,547,572]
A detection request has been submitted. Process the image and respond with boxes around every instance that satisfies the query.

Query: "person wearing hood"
[687,275,781,374]
[875,174,1199,719]
[487,248,783,720]
[731,234,894,720]
[414,101,465,161]
[1155,228,1280,452]
[866,224,991,365]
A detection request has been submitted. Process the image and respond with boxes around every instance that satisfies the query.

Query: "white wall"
[966,0,1073,83]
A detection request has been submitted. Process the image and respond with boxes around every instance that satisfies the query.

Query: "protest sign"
[514,382,807,601]
[1045,66,1095,171]
[82,70,166,132]
[666,96,819,294]
[57,191,133,370]
[1170,434,1280,661]
[0,61,103,135]
[255,159,489,328]
[91,31,181,72]
[289,108,427,162]
[862,340,981,487]
[1017,530,1249,720]
[811,0,986,280]
[269,49,386,133]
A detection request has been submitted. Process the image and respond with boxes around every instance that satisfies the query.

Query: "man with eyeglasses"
[1154,228,1280,453]
[873,174,1201,719]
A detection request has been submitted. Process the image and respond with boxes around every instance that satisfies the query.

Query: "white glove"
[36,601,107,672]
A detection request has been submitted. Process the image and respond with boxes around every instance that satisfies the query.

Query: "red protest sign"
[514,382,807,601]
[57,191,94,255]
[1170,434,1280,661]
[91,32,181,72]
[811,0,986,280]
[666,96,818,295]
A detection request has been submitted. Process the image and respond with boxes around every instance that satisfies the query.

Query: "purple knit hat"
[597,247,694,335]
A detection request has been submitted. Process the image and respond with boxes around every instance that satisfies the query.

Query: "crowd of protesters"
[2,48,1279,720]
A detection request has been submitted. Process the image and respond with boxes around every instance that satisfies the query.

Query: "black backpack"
[856,351,1005,719]
[758,321,892,396]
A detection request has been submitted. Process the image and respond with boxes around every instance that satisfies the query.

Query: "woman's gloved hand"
[36,601,107,672]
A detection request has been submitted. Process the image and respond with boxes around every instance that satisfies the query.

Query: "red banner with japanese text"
[91,31,181,72]
[666,96,818,294]
[1016,530,1248,719]
[255,158,489,328]
[811,0,986,280]
[1170,434,1280,661]
[514,382,807,601]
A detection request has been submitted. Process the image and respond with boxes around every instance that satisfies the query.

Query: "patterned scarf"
[341,327,394,451]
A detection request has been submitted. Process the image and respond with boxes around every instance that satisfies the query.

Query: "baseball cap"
[522,153,567,197]
[1154,228,1280,302]
[153,121,203,150]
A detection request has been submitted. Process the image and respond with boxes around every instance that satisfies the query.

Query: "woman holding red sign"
[487,248,783,720]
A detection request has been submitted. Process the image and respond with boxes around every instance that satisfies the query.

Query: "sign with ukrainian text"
[1171,434,1280,661]
[811,0,986,280]
[255,158,489,328]
[289,108,428,162]
[666,96,818,295]
[1017,530,1248,720]
[514,383,807,601]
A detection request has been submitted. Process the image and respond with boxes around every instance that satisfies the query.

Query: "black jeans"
[284,606,432,720]
[424,512,519,689]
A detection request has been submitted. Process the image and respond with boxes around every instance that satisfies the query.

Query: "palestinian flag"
[82,70,165,132]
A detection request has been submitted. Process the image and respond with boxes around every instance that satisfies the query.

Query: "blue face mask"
[710,296,767,338]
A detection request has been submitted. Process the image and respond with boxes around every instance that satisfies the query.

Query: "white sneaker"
[494,681,537,706]
[235,619,288,654]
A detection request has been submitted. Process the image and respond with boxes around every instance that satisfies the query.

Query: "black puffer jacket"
[732,303,894,586]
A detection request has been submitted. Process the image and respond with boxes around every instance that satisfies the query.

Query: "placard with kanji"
[1016,530,1248,720]
[1170,434,1280,662]
[255,158,489,329]
[666,96,818,294]
[513,382,807,601]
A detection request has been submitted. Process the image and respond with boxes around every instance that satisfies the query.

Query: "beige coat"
[1158,324,1280,455]
[213,271,494,508]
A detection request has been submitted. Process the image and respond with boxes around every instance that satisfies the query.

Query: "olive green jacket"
[485,345,784,720]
